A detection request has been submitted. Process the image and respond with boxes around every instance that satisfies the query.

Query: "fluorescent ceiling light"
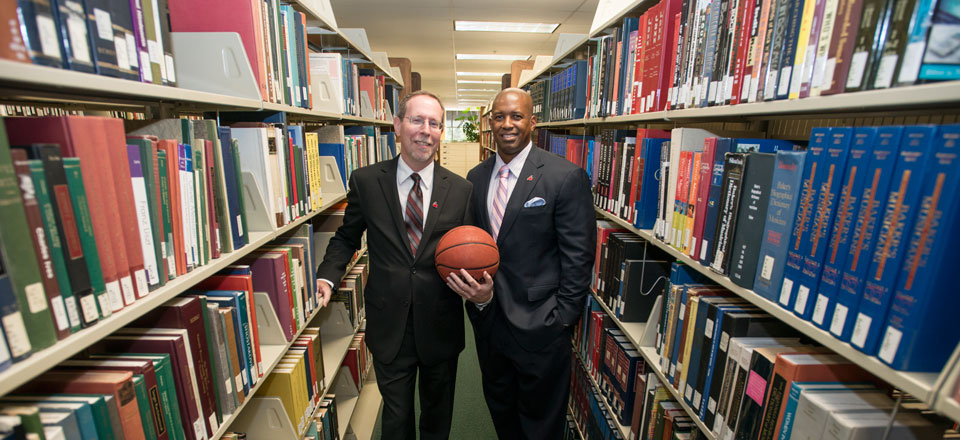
[457,71,503,77]
[457,80,501,84]
[458,89,495,92]
[457,54,530,61]
[455,21,559,33]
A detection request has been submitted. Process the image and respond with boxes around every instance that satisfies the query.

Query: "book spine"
[729,153,777,288]
[127,145,162,290]
[842,0,890,91]
[62,158,112,320]
[808,0,843,96]
[710,153,746,274]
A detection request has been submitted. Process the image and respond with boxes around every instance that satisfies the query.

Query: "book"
[832,126,904,340]
[752,150,807,300]
[13,0,64,67]
[787,389,893,439]
[126,143,162,290]
[709,152,747,274]
[62,157,113,320]
[728,153,776,288]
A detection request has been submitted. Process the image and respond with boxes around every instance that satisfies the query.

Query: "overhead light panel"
[458,89,496,92]
[457,71,503,77]
[456,54,530,61]
[455,21,559,33]
[457,80,501,84]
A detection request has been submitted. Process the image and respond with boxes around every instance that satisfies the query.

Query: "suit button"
[411,268,417,274]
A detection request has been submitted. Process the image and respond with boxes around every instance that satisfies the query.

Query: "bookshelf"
[574,350,631,439]
[0,194,345,397]
[348,371,382,439]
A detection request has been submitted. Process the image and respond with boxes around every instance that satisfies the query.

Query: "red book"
[730,0,760,104]
[690,138,718,260]
[203,139,220,259]
[196,274,263,377]
[291,340,320,404]
[98,117,149,301]
[156,140,186,276]
[657,0,684,112]
[18,370,146,440]
[594,222,627,291]
[631,13,648,114]
[9,149,70,339]
[821,0,865,95]
[57,358,169,440]
[3,116,127,313]
[98,331,207,440]
[130,297,219,437]
[167,0,268,101]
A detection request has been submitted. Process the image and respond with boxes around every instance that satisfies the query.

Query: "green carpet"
[370,309,497,439]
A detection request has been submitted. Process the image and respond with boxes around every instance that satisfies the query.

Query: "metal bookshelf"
[594,207,946,404]
[0,194,345,397]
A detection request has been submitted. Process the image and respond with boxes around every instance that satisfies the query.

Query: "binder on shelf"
[169,32,262,101]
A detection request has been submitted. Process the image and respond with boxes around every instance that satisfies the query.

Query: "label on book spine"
[878,326,901,363]
[80,295,98,322]
[1,313,31,357]
[50,296,69,331]
[106,280,124,311]
[64,296,80,328]
[0,328,9,363]
[830,304,848,335]
[120,275,136,305]
[134,269,149,298]
[25,282,47,313]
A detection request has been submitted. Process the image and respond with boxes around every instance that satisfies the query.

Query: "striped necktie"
[491,165,510,241]
[404,173,423,255]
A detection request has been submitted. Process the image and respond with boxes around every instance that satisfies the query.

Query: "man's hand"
[446,269,493,304]
[316,279,332,307]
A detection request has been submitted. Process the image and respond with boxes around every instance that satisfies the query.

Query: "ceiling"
[330,0,600,110]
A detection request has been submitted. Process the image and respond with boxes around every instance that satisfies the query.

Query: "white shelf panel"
[321,333,356,391]
[0,194,346,397]
[341,114,393,126]
[518,35,590,88]
[638,346,718,440]
[336,394,359,438]
[594,207,941,403]
[574,351,630,439]
[349,371,382,440]
[0,59,262,109]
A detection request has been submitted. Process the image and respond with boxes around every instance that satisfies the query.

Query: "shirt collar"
[494,141,533,179]
[397,157,434,190]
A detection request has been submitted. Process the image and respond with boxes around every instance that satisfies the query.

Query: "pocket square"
[524,197,546,208]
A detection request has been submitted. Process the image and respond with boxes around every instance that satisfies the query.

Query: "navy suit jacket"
[466,146,596,350]
[317,156,473,365]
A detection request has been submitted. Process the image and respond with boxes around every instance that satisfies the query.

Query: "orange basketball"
[435,226,499,281]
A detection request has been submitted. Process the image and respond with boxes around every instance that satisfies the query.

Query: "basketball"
[435,226,499,281]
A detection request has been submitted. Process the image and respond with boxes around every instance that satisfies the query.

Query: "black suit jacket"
[466,146,596,351]
[317,156,473,365]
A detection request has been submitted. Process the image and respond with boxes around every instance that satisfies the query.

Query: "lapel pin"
[432,201,438,208]
[526,175,533,181]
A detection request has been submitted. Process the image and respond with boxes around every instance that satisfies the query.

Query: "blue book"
[317,143,347,188]
[733,138,797,153]
[15,0,64,68]
[879,124,960,371]
[696,304,760,419]
[773,0,807,100]
[668,286,693,383]
[778,128,830,311]
[200,291,255,392]
[700,0,723,108]
[851,125,938,355]
[832,126,905,340]
[383,132,396,158]
[811,127,878,329]
[777,382,875,440]
[683,296,744,405]
[635,138,669,229]
[699,138,735,266]
[753,151,808,301]
[573,60,590,119]
[918,0,960,81]
[793,127,853,321]
[217,127,246,251]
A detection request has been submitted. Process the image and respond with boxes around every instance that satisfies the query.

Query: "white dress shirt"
[486,141,533,217]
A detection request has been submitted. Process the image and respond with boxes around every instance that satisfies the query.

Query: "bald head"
[492,88,534,114]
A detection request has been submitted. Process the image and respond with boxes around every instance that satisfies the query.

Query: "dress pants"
[476,308,572,440]
[372,309,459,440]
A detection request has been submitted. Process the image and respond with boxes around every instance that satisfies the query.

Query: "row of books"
[311,124,396,189]
[302,396,340,440]
[526,0,955,120]
[569,349,628,440]
[260,326,327,436]
[593,226,673,323]
[309,53,400,120]
[0,114,356,366]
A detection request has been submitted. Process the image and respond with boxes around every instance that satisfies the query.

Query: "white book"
[234,126,277,230]
[790,390,893,440]
[128,148,160,287]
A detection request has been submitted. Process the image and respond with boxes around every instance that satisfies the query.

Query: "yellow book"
[278,357,307,432]
[306,132,321,211]
[684,152,703,254]
[677,296,700,392]
[787,0,819,99]
[261,367,298,429]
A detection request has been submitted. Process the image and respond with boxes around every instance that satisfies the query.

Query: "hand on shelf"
[317,279,333,307]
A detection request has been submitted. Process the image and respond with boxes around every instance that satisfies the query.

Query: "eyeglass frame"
[404,116,444,132]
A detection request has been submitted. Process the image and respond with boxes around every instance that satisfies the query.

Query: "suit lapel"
[378,157,413,258]
[415,165,450,263]
[497,148,544,244]
[475,157,495,232]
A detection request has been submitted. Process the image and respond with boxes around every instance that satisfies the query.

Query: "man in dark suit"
[447,88,596,439]
[315,91,473,440]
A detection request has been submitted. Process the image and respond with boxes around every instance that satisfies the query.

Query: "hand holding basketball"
[435,226,499,281]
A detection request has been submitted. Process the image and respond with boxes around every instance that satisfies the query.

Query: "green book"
[230,140,249,246]
[0,398,97,440]
[93,353,185,440]
[292,140,305,218]
[132,374,158,440]
[195,296,229,419]
[0,123,57,351]
[156,150,176,281]
[192,143,209,266]
[131,138,166,288]
[15,394,114,440]
[205,120,233,254]
[62,158,111,320]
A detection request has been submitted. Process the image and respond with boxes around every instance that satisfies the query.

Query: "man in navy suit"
[447,88,596,439]
[316,91,473,440]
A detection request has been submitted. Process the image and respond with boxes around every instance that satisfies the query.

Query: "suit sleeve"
[554,166,597,326]
[316,172,366,284]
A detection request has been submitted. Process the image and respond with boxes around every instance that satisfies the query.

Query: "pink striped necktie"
[491,165,510,241]
[404,173,423,255]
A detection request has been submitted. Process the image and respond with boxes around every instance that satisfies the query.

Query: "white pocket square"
[524,197,546,208]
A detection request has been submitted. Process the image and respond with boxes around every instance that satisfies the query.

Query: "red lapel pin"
[526,175,533,181]
[432,201,438,208]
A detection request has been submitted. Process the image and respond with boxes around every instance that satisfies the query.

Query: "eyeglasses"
[405,116,443,131]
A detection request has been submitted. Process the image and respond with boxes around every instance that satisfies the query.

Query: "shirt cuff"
[319,278,335,289]
[475,296,493,310]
